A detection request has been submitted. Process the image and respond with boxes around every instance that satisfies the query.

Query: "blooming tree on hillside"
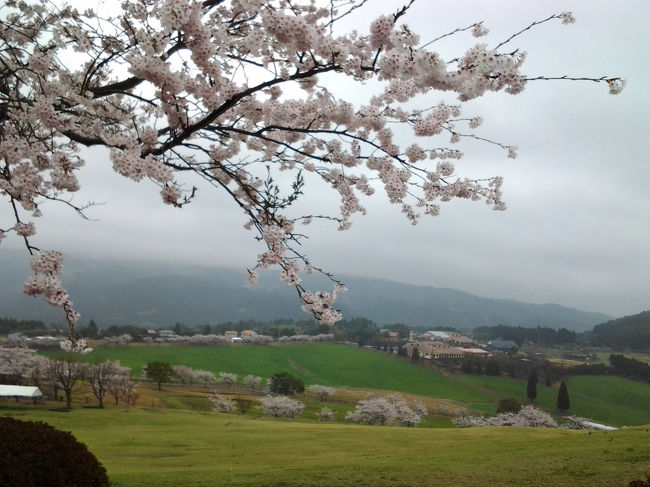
[242,374,263,390]
[307,384,334,401]
[0,0,624,348]
[452,405,558,428]
[345,393,423,426]
[259,395,304,418]
[217,372,238,388]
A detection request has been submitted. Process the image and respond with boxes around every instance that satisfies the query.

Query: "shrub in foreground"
[0,417,109,487]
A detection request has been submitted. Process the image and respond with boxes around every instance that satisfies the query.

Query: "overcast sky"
[2,0,649,318]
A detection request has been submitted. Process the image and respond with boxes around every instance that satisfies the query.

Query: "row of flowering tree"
[452,405,600,430]
[0,347,136,408]
[0,0,623,350]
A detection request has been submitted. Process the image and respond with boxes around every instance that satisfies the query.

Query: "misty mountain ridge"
[0,251,610,331]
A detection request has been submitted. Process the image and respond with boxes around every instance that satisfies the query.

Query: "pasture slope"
[2,407,648,487]
[42,343,650,426]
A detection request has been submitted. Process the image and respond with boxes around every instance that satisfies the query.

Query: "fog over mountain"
[0,251,610,331]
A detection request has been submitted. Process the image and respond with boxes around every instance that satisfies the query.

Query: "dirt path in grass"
[287,358,320,381]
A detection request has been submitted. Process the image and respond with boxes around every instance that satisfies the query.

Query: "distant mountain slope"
[0,251,610,331]
[588,310,650,348]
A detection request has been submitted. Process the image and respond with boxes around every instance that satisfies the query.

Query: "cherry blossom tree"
[452,405,558,428]
[119,375,139,408]
[210,392,236,413]
[345,395,397,426]
[0,0,624,347]
[45,357,86,408]
[217,371,237,388]
[259,395,304,418]
[86,359,121,408]
[105,362,131,405]
[318,406,335,422]
[345,393,423,426]
[172,364,195,385]
[193,369,216,385]
[0,346,47,386]
[242,374,263,390]
[306,384,334,402]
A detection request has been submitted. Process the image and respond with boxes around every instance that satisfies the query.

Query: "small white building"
[0,385,43,401]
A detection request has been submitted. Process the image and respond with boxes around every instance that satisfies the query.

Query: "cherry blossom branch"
[494,13,574,51]
[420,22,484,49]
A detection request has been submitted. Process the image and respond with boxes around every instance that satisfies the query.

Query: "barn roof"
[0,385,43,398]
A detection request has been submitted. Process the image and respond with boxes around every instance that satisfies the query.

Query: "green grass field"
[460,375,650,427]
[41,343,650,426]
[42,344,491,403]
[2,406,648,487]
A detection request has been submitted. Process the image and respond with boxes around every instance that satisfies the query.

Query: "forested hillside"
[587,311,650,349]
[0,251,610,331]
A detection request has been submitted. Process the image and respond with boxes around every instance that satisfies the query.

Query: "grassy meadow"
[42,344,491,402]
[41,343,650,426]
[4,343,649,486]
[2,406,649,487]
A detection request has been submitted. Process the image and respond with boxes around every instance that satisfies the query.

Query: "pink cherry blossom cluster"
[345,393,424,427]
[22,252,78,321]
[453,405,558,428]
[0,0,624,331]
[21,252,86,351]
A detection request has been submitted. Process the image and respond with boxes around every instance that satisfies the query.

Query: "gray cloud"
[2,0,648,318]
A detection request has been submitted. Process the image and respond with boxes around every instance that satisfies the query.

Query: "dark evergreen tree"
[461,358,473,374]
[269,372,304,395]
[411,347,419,363]
[87,319,98,338]
[475,361,483,374]
[526,370,538,401]
[485,359,500,376]
[556,381,570,411]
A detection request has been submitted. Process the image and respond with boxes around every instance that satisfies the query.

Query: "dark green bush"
[629,475,650,487]
[269,372,304,395]
[0,416,109,487]
[496,397,522,414]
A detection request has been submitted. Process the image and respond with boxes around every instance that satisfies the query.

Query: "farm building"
[0,385,43,402]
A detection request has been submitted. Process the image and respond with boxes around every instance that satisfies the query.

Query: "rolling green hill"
[461,375,650,426]
[41,343,650,425]
[43,344,490,403]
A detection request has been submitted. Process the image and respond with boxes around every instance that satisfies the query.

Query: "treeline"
[608,354,650,382]
[473,312,650,349]
[0,318,48,336]
[1,316,410,345]
[586,311,650,349]
[539,354,649,384]
[472,325,576,346]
